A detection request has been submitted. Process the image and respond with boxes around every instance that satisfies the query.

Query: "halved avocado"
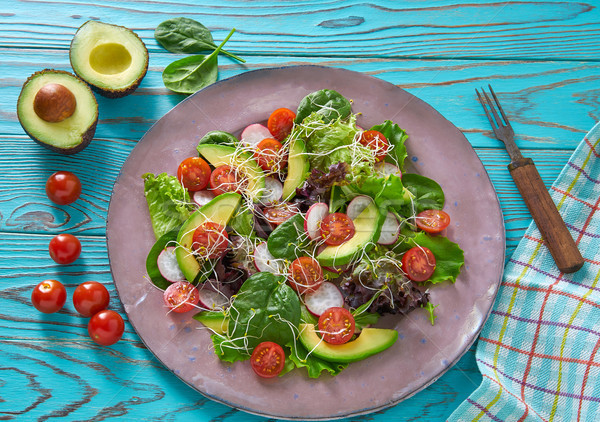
[282,137,310,200]
[17,69,98,154]
[316,197,384,267]
[175,192,241,283]
[70,21,148,98]
[193,310,229,334]
[196,143,266,202]
[298,323,398,363]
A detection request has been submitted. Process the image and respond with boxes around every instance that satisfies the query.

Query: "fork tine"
[475,88,497,129]
[480,88,505,130]
[487,85,511,128]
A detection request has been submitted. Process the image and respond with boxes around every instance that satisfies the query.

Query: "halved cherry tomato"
[288,256,323,294]
[253,137,287,173]
[320,213,355,246]
[88,310,124,346]
[267,108,296,141]
[31,279,67,314]
[209,165,246,196]
[401,246,436,282]
[73,281,110,317]
[49,233,81,264]
[191,222,229,259]
[46,171,81,205]
[250,341,285,378]
[359,130,389,162]
[318,307,355,345]
[177,157,211,192]
[163,281,200,313]
[263,203,299,226]
[416,209,451,234]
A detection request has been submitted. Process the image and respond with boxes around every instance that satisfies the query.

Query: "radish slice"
[157,246,185,282]
[304,202,329,240]
[260,177,283,204]
[377,212,400,245]
[240,123,271,148]
[375,162,402,178]
[192,190,214,207]
[197,281,230,311]
[253,242,285,273]
[346,195,373,220]
[304,282,344,316]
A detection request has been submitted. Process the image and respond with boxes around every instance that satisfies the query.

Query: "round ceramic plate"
[107,65,505,420]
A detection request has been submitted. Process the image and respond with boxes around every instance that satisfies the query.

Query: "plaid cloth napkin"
[448,122,600,422]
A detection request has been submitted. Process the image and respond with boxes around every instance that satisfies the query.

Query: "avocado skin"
[17,69,98,155]
[69,21,149,98]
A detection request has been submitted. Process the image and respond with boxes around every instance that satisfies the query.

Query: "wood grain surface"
[1,0,598,420]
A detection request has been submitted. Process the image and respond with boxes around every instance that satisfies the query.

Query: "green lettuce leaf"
[142,173,193,239]
[286,341,348,378]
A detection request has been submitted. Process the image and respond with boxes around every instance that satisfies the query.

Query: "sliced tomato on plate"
[318,306,355,345]
[250,341,285,378]
[401,246,436,282]
[253,137,287,173]
[163,281,200,313]
[267,108,296,141]
[320,212,355,246]
[359,130,389,162]
[209,165,246,196]
[416,209,451,234]
[288,256,324,294]
[191,222,229,259]
[262,203,299,226]
[177,157,211,192]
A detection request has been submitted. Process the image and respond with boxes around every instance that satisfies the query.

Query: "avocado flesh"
[316,198,383,267]
[298,323,398,363]
[175,192,241,283]
[197,144,266,201]
[70,21,148,98]
[17,69,98,154]
[193,311,229,334]
[282,138,309,200]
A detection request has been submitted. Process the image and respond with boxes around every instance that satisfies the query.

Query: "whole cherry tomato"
[31,279,67,314]
[45,171,81,205]
[88,310,125,346]
[48,233,81,264]
[73,281,110,317]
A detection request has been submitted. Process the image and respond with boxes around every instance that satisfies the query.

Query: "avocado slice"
[70,21,148,98]
[316,197,384,267]
[282,138,310,200]
[193,310,229,334]
[175,192,241,283]
[197,144,266,201]
[298,323,398,363]
[17,69,98,154]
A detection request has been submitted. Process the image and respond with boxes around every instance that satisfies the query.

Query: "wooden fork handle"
[508,158,584,273]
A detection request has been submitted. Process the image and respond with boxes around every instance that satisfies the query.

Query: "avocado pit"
[33,83,77,123]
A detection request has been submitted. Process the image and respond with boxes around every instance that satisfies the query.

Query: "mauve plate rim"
[107,64,505,420]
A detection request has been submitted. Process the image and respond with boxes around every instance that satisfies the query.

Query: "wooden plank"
[2,50,598,149]
[1,0,599,60]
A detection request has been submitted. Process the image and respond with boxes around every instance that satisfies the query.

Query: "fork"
[476,85,584,273]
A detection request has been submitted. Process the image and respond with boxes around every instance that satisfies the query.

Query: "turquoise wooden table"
[2,1,599,420]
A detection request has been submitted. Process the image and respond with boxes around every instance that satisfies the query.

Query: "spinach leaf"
[145,227,180,290]
[401,173,445,214]
[155,17,244,62]
[224,272,301,354]
[266,213,307,260]
[370,120,409,171]
[295,89,352,124]
[162,28,235,94]
[197,130,238,148]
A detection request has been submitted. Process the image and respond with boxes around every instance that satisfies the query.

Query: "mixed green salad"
[142,89,464,379]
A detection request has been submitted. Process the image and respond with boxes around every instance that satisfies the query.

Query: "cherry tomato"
[45,171,81,205]
[31,279,67,314]
[49,233,81,264]
[250,341,285,378]
[73,281,110,317]
[359,130,389,162]
[288,256,323,294]
[88,310,125,346]
[416,209,451,234]
[318,307,355,345]
[209,165,245,196]
[320,213,355,246]
[267,108,296,141]
[177,157,211,192]
[253,138,287,173]
[163,281,200,313]
[401,246,436,282]
[262,203,299,226]
[191,222,229,259]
